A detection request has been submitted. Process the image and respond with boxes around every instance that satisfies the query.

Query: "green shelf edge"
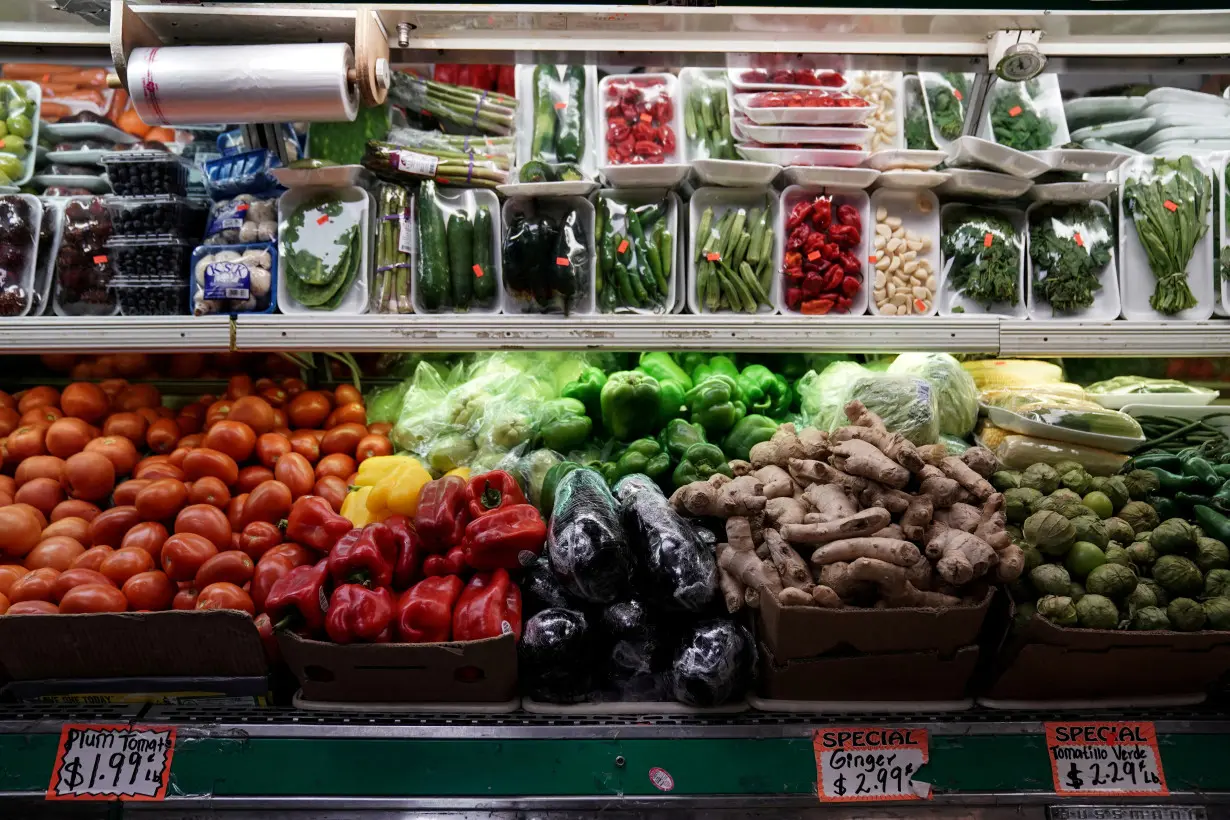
[3,732,1230,798]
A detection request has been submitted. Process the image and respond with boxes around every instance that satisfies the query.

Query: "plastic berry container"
[100,151,190,197]
[114,280,190,316]
[52,196,116,317]
[105,195,203,239]
[105,236,192,287]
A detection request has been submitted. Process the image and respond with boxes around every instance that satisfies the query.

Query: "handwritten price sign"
[813,728,932,802]
[1046,722,1168,797]
[46,724,176,801]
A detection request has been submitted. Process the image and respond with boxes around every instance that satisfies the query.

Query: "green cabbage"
[797,361,870,431]
[887,353,979,437]
[844,373,940,445]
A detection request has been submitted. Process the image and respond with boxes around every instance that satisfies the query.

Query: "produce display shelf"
[1000,321,1230,357]
[0,316,233,354]
[3,704,1230,810]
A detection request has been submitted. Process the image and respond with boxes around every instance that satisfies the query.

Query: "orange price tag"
[807,250,821,262]
[814,728,932,802]
[618,239,629,254]
[1009,106,1022,117]
[1074,232,1084,247]
[953,89,963,101]
[47,724,176,801]
[913,298,928,312]
[1164,200,1178,212]
[556,257,569,267]
[639,112,652,123]
[316,215,329,225]
[983,232,993,248]
[705,252,721,262]
[554,101,568,110]
[236,202,249,212]
[1045,722,1168,797]
[868,255,878,264]
[92,255,107,265]
[472,264,484,278]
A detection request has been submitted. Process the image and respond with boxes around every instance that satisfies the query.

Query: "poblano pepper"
[658,418,707,462]
[561,366,607,425]
[685,374,746,434]
[537,398,593,453]
[637,351,692,426]
[737,365,792,418]
[672,443,733,488]
[722,414,779,462]
[611,438,672,483]
[600,371,662,441]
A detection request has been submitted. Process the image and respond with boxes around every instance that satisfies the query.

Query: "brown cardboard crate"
[758,640,980,702]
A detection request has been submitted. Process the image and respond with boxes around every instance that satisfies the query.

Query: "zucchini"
[447,211,474,308]
[472,206,495,306]
[415,180,450,310]
[555,65,586,163]
[519,160,555,183]
[531,65,559,162]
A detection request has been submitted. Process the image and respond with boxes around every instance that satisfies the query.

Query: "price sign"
[1045,722,1168,797]
[813,728,931,802]
[46,724,176,801]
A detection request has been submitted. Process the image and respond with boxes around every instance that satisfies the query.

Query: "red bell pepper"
[423,544,467,577]
[384,515,425,589]
[327,523,397,588]
[252,553,301,613]
[325,584,395,644]
[414,476,470,553]
[396,575,464,643]
[285,495,352,553]
[461,504,547,571]
[464,470,527,519]
[264,559,329,633]
[452,568,523,642]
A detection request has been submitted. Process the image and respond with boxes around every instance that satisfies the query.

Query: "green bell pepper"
[561,366,607,425]
[600,370,662,441]
[540,460,580,515]
[685,374,746,435]
[722,414,779,462]
[735,365,790,418]
[537,398,593,453]
[658,418,707,462]
[691,355,741,385]
[677,352,708,377]
[672,442,733,488]
[611,438,671,483]
[637,351,692,426]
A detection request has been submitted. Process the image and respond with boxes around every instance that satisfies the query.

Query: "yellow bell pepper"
[444,466,472,481]
[384,459,433,516]
[354,455,414,488]
[341,486,374,527]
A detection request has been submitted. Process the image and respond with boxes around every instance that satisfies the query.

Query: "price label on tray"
[1045,722,1168,797]
[813,728,932,802]
[47,724,176,801]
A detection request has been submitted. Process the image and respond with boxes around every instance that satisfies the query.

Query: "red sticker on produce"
[1009,106,1022,117]
[236,203,249,213]
[807,250,821,261]
[953,89,963,101]
[639,113,652,123]
[316,215,329,225]
[556,257,569,267]
[1164,200,1178,212]
[554,101,567,109]
[472,264,484,278]
[914,298,928,312]
[705,252,721,262]
[618,239,629,254]
[983,232,993,248]
[92,255,107,265]
[1074,232,1084,247]
[868,255,877,264]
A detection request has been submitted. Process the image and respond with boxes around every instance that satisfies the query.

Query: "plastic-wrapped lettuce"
[887,352,979,437]
[846,373,940,445]
[797,361,870,430]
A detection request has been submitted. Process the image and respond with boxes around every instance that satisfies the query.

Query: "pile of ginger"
[669,400,1025,612]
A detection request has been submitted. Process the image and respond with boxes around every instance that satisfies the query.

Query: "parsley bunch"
[1029,204,1113,314]
[942,207,1021,308]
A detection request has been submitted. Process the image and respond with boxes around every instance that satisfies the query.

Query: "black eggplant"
[670,619,756,708]
[520,608,594,704]
[553,208,586,315]
[613,474,718,613]
[601,599,663,699]
[523,554,573,615]
[547,467,631,604]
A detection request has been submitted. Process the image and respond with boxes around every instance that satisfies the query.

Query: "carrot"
[117,106,152,137]
[39,102,72,121]
[1,63,79,80]
[108,89,129,124]
[143,127,177,144]
[41,87,106,107]
[54,69,108,88]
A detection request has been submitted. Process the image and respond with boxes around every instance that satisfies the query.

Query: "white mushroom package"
[203,194,277,246]
[193,244,275,315]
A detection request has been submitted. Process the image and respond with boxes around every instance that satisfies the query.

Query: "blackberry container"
[100,151,191,197]
[105,236,191,315]
[105,195,206,240]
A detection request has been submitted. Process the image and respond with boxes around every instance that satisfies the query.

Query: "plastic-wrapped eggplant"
[548,467,631,604]
[602,599,663,700]
[520,608,594,704]
[553,208,586,316]
[670,619,756,708]
[613,474,718,612]
[523,554,573,615]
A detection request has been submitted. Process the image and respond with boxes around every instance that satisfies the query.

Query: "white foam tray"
[410,187,502,315]
[781,166,880,189]
[500,194,596,317]
[1025,200,1121,321]
[513,63,598,180]
[733,92,875,126]
[980,403,1144,453]
[935,169,1032,199]
[690,158,781,188]
[777,183,871,316]
[938,203,1027,318]
[868,187,941,317]
[597,188,680,315]
[598,72,685,188]
[276,185,372,315]
[687,185,780,315]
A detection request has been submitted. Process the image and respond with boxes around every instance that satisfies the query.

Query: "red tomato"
[123,570,175,611]
[195,550,255,589]
[19,406,60,428]
[177,433,204,449]
[188,476,231,509]
[287,391,331,429]
[54,568,115,602]
[205,400,232,429]
[313,475,349,513]
[133,461,185,482]
[229,397,276,436]
[196,581,255,615]
[42,517,90,545]
[289,431,321,463]
[172,586,199,610]
[8,567,61,602]
[99,547,154,586]
[0,475,14,496]
[226,375,253,400]
[84,436,139,477]
[6,425,48,461]
[203,420,257,463]
[119,522,169,562]
[44,418,92,459]
[0,406,18,437]
[274,452,315,498]
[174,504,232,550]
[113,384,161,412]
[145,418,180,454]
[226,494,248,532]
[7,600,58,614]
[281,378,307,397]
[103,412,148,445]
[86,505,141,549]
[260,385,288,408]
[239,521,282,561]
[60,582,128,613]
[63,451,116,502]
[0,506,43,558]
[134,478,188,522]
[255,433,292,469]
[182,449,239,488]
[60,382,109,423]
[355,435,392,463]
[14,477,64,518]
[263,542,313,567]
[71,545,113,572]
[328,403,368,427]
[368,422,392,437]
[0,564,28,596]
[112,478,149,507]
[13,503,47,530]
[160,533,218,582]
[24,536,85,571]
[15,456,65,488]
[243,480,293,527]
[17,385,60,414]
[51,500,101,522]
[167,447,191,469]
[315,453,355,481]
[235,465,274,494]
[335,384,362,406]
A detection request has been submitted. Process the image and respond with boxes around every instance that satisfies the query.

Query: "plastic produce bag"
[1085,376,1216,397]
[920,72,970,146]
[903,75,936,151]
[887,353,978,437]
[613,474,718,612]
[684,70,735,160]
[602,599,665,700]
[385,125,515,159]
[846,373,940,445]
[547,467,631,604]
[525,64,589,166]
[941,206,1022,309]
[976,420,1130,475]
[520,608,594,703]
[372,182,412,314]
[1028,203,1113,314]
[669,619,756,708]
[980,387,1143,440]
[961,358,1064,390]
[523,555,574,615]
[797,361,870,430]
[988,77,1064,151]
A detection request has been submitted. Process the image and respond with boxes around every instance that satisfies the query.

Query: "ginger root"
[789,459,868,498]
[839,402,925,473]
[934,502,981,533]
[755,465,795,499]
[830,439,911,489]
[995,542,1025,582]
[798,427,830,460]
[846,557,962,608]
[810,537,922,568]
[716,553,745,613]
[766,496,808,528]
[917,443,949,466]
[960,446,999,479]
[923,522,998,586]
[802,483,859,522]
[726,516,757,553]
[778,587,815,607]
[729,459,754,477]
[900,495,934,542]
[859,481,912,516]
[917,465,962,508]
[781,508,891,545]
[671,474,765,517]
[873,523,906,540]
[750,423,807,468]
[764,528,813,590]
[940,456,995,502]
[719,544,782,608]
[973,493,1012,552]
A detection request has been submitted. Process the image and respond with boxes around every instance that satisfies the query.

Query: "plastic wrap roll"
[128,43,359,126]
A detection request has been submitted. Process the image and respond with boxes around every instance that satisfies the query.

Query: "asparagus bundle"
[386,125,515,159]
[363,140,509,189]
[373,183,412,314]
[693,203,774,313]
[390,72,518,135]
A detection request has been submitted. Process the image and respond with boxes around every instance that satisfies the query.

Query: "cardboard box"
[278,631,517,703]
[757,587,995,661]
[758,641,980,702]
[3,676,268,705]
[986,613,1230,701]
[0,610,267,681]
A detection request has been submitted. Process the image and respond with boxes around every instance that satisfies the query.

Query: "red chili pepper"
[838,252,861,275]
[786,225,811,251]
[452,568,523,642]
[802,297,836,315]
[396,575,464,643]
[634,140,664,157]
[327,523,397,588]
[659,124,676,152]
[384,514,424,590]
[284,495,352,553]
[786,287,804,310]
[423,545,467,577]
[837,295,853,312]
[786,201,813,230]
[265,559,329,633]
[802,273,824,298]
[325,584,394,644]
[784,250,803,269]
[616,137,635,158]
[461,503,547,571]
[607,121,630,142]
[464,471,527,520]
[840,275,862,297]
[414,476,470,553]
[837,203,861,227]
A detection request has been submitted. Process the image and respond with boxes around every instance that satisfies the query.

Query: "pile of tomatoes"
[0,375,389,628]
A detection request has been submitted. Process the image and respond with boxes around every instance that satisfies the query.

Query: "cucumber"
[519,160,555,183]
[555,65,586,163]
[447,211,475,309]
[555,162,585,181]
[415,180,449,310]
[472,206,495,306]
[531,65,559,162]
